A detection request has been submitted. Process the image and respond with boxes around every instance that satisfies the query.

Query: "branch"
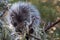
[45,20,60,32]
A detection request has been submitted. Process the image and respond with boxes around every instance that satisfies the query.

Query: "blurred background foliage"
[0,0,60,40]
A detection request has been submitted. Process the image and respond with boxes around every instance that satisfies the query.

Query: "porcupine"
[7,2,41,40]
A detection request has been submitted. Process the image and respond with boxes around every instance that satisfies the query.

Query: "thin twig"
[45,20,60,32]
